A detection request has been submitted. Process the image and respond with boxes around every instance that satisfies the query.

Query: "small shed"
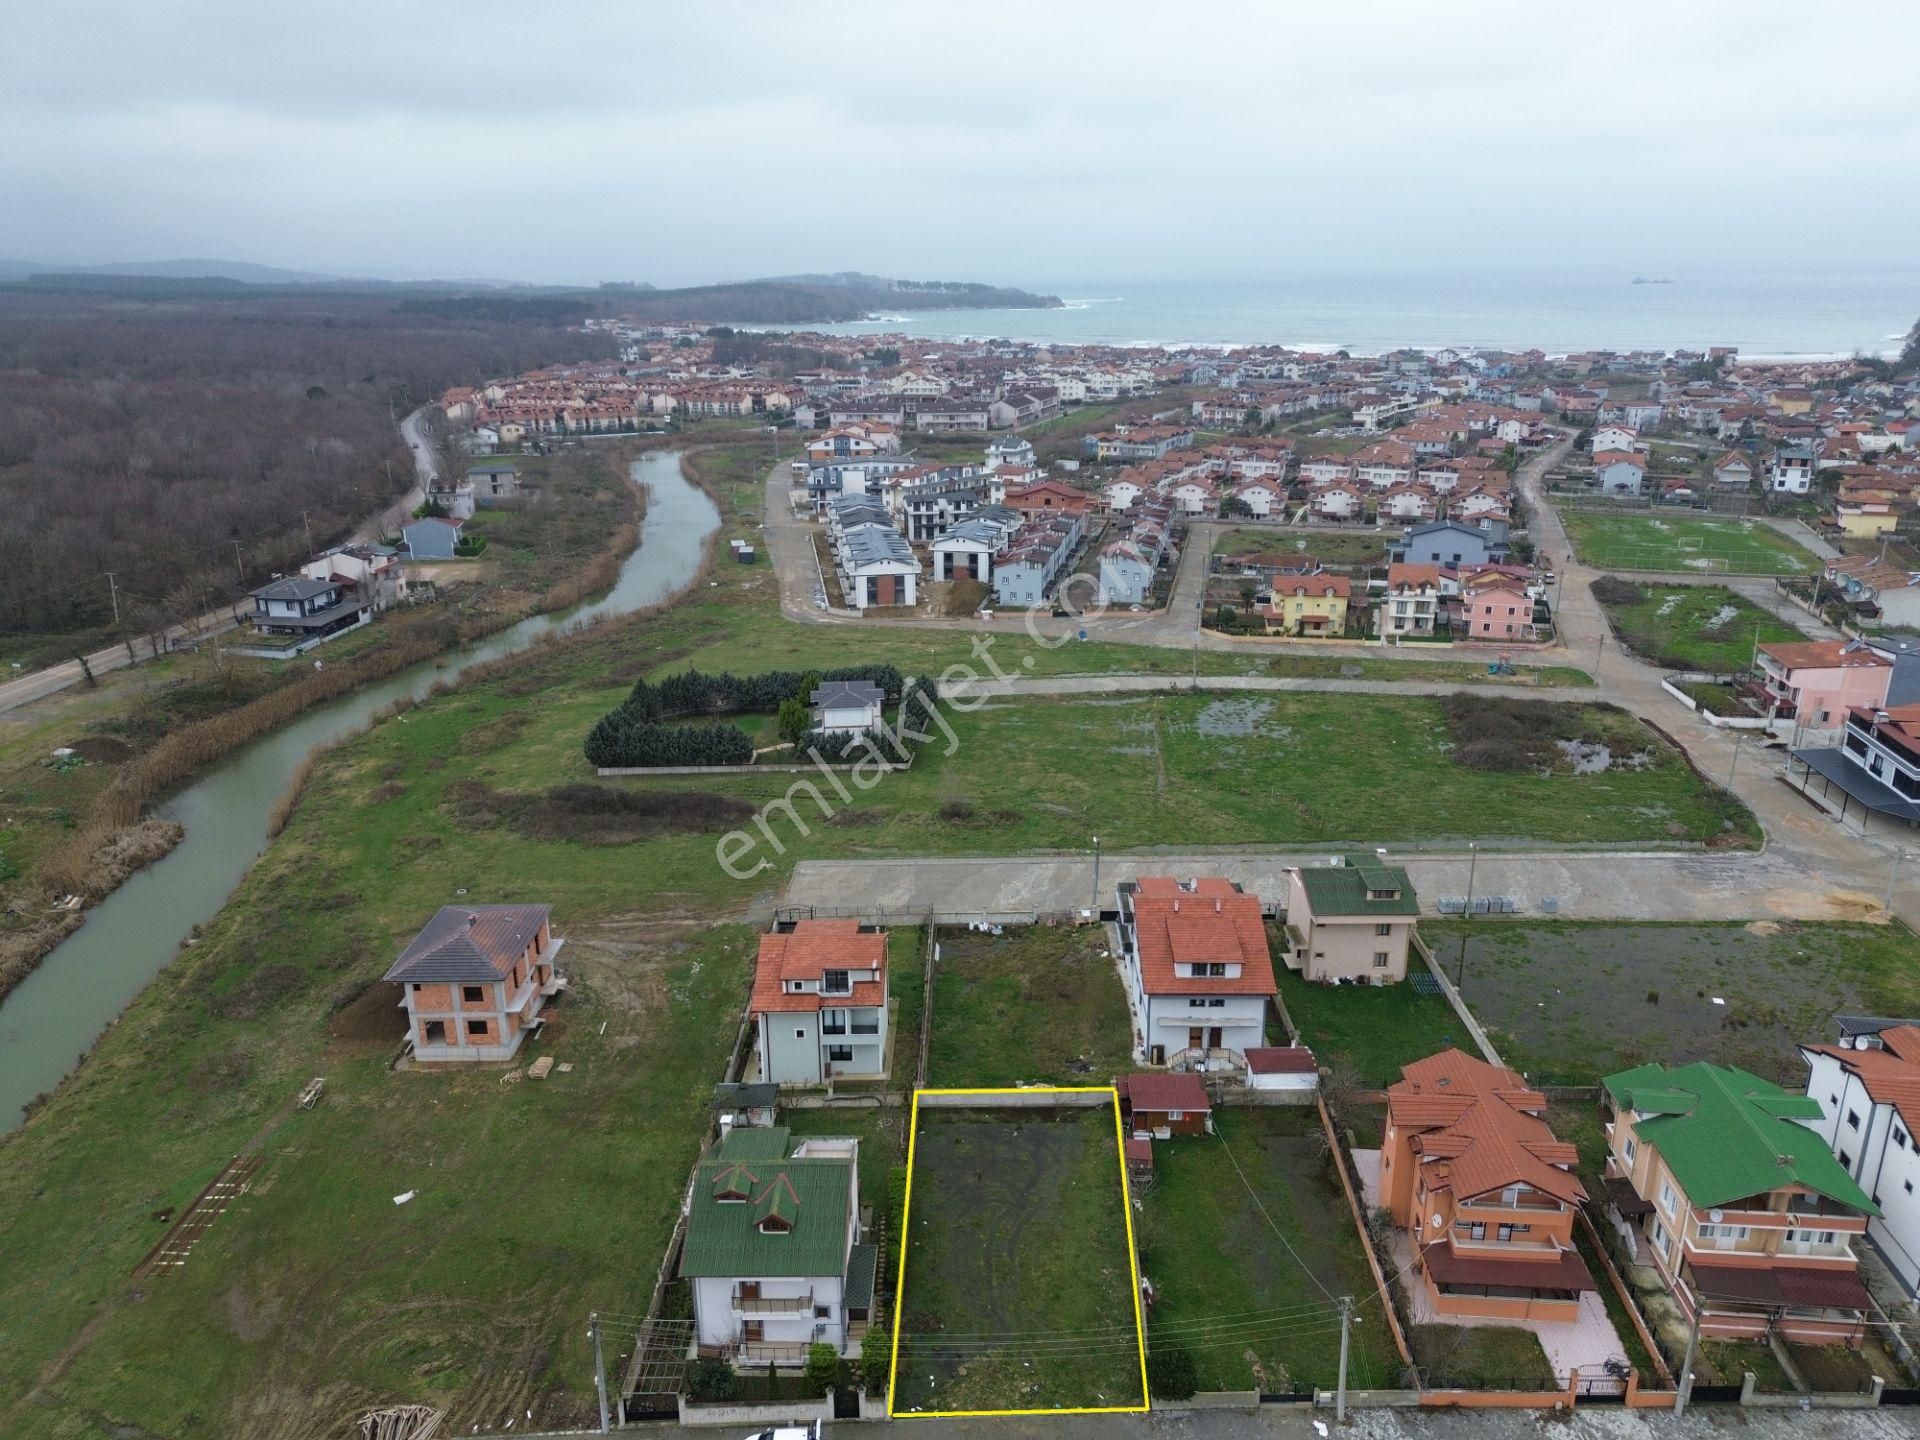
[1245,1046,1320,1093]
[1125,1137,1154,1182]
[1117,1072,1212,1138]
[712,1081,778,1129]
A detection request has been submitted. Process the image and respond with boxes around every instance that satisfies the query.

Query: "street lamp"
[1887,849,1916,916]
[1726,730,1747,791]
[1090,835,1102,915]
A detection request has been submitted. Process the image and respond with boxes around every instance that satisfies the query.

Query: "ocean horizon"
[764,267,1920,360]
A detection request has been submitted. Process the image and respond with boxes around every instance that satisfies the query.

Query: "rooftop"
[383,904,552,984]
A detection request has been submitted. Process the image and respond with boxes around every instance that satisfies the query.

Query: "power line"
[1212,1127,1338,1303]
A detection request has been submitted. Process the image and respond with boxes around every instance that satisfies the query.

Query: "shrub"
[1589,575,1648,608]
[860,1322,891,1396]
[1147,1342,1198,1400]
[776,697,811,746]
[687,1358,737,1402]
[804,1342,840,1398]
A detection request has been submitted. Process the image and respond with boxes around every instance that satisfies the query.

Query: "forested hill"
[401,277,1061,326]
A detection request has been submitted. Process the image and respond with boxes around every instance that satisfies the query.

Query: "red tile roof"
[751,920,887,1015]
[1388,1049,1584,1207]
[1119,1072,1211,1113]
[1759,640,1891,672]
[1128,877,1276,996]
[1247,1046,1318,1075]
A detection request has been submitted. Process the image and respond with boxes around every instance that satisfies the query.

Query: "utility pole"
[232,540,246,588]
[1727,730,1746,791]
[104,572,121,626]
[1335,1294,1353,1423]
[1090,835,1101,914]
[302,510,316,558]
[1674,1288,1703,1417]
[1456,841,1478,988]
[1594,628,1607,672]
[590,1312,610,1435]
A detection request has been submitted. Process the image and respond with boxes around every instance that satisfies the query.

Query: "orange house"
[385,904,566,1063]
[1382,1049,1595,1323]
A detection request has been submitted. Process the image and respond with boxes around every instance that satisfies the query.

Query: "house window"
[1658,1179,1677,1215]
[1840,1151,1852,1168]
[462,985,485,1003]
[1905,1180,1913,1195]
[1898,1128,1911,1150]
[466,1020,487,1037]
[1208,998,1225,1008]
[411,983,422,993]
[794,1028,806,1040]
[1375,922,1393,936]
[814,1306,831,1320]
[1191,962,1226,978]
[1373,952,1390,968]
[1189,998,1206,1008]
[827,1045,854,1063]
[1624,1136,1637,1164]
[823,969,851,995]
[1848,1110,1861,1131]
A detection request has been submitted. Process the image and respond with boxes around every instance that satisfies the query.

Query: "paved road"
[487,1401,1920,1440]
[352,404,437,543]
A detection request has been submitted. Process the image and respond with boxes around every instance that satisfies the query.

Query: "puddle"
[1194,697,1298,740]
[1703,605,1739,631]
[1655,594,1682,617]
[1558,739,1653,774]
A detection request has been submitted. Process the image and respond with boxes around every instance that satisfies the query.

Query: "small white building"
[1245,1047,1320,1093]
[809,680,884,738]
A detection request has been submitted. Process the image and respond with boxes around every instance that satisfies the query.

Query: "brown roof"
[1127,877,1277,997]
[1119,1072,1211,1114]
[384,904,552,984]
[1388,1049,1585,1207]
[1422,1242,1594,1293]
[751,920,887,1015]
[1800,1033,1920,1137]
[1689,1259,1871,1312]
[1758,640,1891,672]
[1247,1046,1318,1075]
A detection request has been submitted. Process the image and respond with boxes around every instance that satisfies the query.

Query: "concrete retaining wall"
[1659,675,1779,731]
[916,1088,1111,1110]
[1154,1391,1260,1410]
[677,1394,835,1427]
[1740,1373,1884,1408]
[1316,1389,1422,1408]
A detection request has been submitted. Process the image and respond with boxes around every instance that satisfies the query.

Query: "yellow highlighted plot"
[887,1085,1151,1418]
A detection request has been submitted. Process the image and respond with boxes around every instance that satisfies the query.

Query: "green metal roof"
[681,1130,853,1279]
[843,1243,878,1311]
[1603,1061,1876,1215]
[1296,857,1420,917]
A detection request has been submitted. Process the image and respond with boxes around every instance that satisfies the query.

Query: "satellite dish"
[1709,1209,1724,1223]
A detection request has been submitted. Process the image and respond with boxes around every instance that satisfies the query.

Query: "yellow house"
[1259,575,1351,636]
[1834,500,1898,539]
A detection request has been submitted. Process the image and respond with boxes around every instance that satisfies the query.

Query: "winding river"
[0,452,718,1129]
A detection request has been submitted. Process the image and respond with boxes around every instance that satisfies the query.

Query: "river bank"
[0,449,715,1128]
[0,442,654,1016]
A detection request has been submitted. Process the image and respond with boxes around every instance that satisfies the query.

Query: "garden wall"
[1659,674,1781,731]
[677,1395,835,1428]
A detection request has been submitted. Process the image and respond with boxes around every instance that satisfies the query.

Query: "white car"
[744,1423,822,1440]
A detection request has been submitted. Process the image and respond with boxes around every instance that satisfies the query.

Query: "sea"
[768,269,1920,360]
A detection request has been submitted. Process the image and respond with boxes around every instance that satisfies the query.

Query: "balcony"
[733,1289,813,1314]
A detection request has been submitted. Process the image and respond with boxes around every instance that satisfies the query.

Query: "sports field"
[891,1097,1146,1416]
[1561,512,1816,575]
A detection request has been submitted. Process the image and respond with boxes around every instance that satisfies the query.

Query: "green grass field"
[1562,512,1816,575]
[1212,527,1388,568]
[1593,580,1805,672]
[1133,1109,1401,1393]
[1276,958,1465,1086]
[927,925,1134,1087]
[893,1105,1144,1414]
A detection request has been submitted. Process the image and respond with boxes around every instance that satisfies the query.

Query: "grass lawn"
[1698,1339,1795,1390]
[1409,1324,1557,1389]
[1213,527,1389,569]
[927,925,1133,1088]
[1592,579,1804,672]
[1561,512,1815,575]
[1276,958,1466,1086]
[894,1104,1143,1414]
[1133,1109,1401,1393]
[1434,920,1920,1086]
[1254,653,1594,688]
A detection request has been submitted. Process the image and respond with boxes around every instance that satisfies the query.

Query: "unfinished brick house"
[384,904,567,1063]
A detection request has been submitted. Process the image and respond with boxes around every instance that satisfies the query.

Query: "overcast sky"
[6,0,1917,288]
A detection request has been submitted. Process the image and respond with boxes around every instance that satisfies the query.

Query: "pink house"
[1748,640,1892,734]
[1462,583,1536,641]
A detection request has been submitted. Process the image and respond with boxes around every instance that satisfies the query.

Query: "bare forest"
[0,291,611,653]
